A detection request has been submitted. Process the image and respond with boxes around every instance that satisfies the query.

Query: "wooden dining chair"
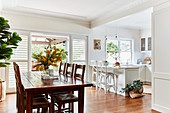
[51,64,86,113]
[58,62,67,77]
[13,62,53,113]
[74,64,86,81]
[65,63,75,78]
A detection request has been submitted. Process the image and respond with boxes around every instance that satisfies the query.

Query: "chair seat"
[52,93,78,103]
[49,91,68,96]
[32,97,50,106]
[24,97,50,107]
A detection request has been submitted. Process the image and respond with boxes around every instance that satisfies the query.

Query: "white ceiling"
[105,8,153,29]
[2,0,138,21]
[0,0,164,28]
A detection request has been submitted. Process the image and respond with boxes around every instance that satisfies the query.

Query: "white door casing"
[152,1,170,112]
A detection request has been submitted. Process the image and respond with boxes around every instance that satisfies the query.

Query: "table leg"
[26,92,32,113]
[78,87,84,113]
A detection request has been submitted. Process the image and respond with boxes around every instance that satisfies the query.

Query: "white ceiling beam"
[90,0,169,28]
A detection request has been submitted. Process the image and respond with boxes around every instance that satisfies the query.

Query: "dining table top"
[21,72,93,93]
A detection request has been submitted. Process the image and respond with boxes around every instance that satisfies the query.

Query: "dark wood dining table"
[21,72,93,113]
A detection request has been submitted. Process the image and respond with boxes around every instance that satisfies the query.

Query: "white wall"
[152,1,170,112]
[1,12,90,35]
[88,25,141,64]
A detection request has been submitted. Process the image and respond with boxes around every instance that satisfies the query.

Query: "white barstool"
[99,61,116,94]
[91,60,100,90]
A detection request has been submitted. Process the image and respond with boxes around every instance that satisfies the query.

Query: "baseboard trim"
[152,104,170,113]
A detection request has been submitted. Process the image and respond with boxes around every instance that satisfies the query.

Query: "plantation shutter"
[6,34,29,93]
[71,36,87,65]
[72,38,86,61]
[11,35,28,60]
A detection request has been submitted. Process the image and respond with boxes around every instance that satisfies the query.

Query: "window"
[107,39,132,64]
[71,37,87,65]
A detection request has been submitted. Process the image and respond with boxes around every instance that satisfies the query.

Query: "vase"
[129,87,144,99]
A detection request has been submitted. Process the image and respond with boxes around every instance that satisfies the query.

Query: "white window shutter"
[71,38,86,62]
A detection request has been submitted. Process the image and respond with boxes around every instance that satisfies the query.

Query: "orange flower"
[52,64,58,67]
[38,59,41,62]
[48,60,52,65]
[36,65,40,71]
[40,66,44,71]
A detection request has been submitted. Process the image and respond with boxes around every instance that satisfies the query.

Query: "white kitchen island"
[89,64,144,96]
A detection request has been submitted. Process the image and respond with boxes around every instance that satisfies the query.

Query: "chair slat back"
[13,62,25,112]
[59,62,67,77]
[74,64,86,81]
[66,63,74,78]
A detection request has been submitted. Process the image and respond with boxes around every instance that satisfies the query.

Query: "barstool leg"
[115,75,118,93]
[96,74,98,90]
[99,75,102,92]
[105,76,107,94]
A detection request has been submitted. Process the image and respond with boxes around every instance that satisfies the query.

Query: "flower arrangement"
[32,45,67,71]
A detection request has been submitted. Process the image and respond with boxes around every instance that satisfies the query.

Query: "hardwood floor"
[0,87,160,113]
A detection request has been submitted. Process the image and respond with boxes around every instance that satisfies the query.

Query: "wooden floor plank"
[0,87,160,113]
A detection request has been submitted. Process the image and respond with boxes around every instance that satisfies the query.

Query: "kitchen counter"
[89,64,152,96]
[89,64,143,96]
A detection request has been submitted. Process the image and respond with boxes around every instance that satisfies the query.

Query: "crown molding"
[1,6,90,27]
[90,0,154,28]
[91,0,170,28]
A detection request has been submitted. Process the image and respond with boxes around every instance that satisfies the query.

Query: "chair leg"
[71,102,74,113]
[51,97,55,113]
[37,108,40,113]
[58,103,62,113]
[96,74,98,90]
[42,108,46,113]
[49,104,53,113]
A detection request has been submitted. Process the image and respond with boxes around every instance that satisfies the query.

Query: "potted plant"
[0,17,22,101]
[121,80,144,98]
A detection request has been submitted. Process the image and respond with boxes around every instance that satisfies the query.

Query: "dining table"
[21,72,93,113]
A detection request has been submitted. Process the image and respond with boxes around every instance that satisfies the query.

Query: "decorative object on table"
[115,62,120,66]
[114,57,120,66]
[144,56,151,64]
[103,61,109,66]
[32,45,67,73]
[137,59,141,64]
[41,75,59,80]
[94,40,101,50]
[0,17,22,67]
[48,69,54,76]
[121,80,143,98]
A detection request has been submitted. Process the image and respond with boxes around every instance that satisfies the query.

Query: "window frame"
[106,38,132,64]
